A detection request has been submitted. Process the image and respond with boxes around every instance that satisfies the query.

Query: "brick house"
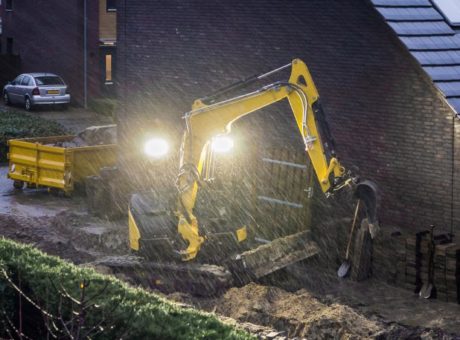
[115,0,460,236]
[0,0,20,96]
[0,0,117,105]
[0,1,3,51]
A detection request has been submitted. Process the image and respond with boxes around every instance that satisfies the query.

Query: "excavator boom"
[174,59,377,261]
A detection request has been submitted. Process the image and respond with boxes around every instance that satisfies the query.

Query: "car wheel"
[24,97,32,111]
[3,92,10,106]
[59,104,69,111]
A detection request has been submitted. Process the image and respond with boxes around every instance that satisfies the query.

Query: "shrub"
[0,238,252,339]
[0,110,67,163]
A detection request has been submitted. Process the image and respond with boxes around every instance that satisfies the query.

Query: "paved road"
[0,103,113,133]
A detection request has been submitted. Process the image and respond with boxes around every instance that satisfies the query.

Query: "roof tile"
[388,21,454,35]
[371,0,431,6]
[412,50,460,65]
[376,7,443,21]
[400,35,460,50]
[436,81,460,97]
[424,65,460,81]
[371,0,460,114]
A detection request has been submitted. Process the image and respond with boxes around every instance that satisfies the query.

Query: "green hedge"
[0,238,252,339]
[0,110,67,163]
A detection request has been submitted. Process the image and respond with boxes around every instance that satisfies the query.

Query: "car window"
[21,76,30,86]
[34,76,64,86]
[13,75,23,85]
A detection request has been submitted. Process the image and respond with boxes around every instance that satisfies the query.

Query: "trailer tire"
[13,181,24,189]
[49,188,60,196]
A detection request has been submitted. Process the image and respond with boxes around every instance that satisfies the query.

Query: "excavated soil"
[215,284,383,338]
[167,283,458,339]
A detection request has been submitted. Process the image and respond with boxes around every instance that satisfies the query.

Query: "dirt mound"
[213,283,459,339]
[216,283,382,339]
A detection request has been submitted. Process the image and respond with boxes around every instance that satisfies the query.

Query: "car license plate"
[47,90,60,95]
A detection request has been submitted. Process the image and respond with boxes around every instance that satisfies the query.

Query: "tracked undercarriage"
[103,191,319,296]
[98,231,319,296]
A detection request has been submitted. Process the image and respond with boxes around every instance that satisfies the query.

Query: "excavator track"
[93,255,234,296]
[96,229,319,296]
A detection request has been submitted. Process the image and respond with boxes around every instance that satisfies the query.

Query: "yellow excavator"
[124,59,379,294]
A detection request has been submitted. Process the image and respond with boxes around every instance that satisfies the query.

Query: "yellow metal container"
[7,136,117,194]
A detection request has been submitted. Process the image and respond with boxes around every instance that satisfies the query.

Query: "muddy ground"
[0,165,459,340]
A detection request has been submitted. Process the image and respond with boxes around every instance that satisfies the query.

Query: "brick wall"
[0,54,20,88]
[1,0,101,104]
[116,0,460,234]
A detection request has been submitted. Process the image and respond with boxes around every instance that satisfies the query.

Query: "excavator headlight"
[211,136,234,153]
[144,138,169,158]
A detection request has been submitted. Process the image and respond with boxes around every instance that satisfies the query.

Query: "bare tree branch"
[0,269,56,320]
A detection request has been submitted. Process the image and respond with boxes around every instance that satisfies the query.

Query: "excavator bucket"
[354,180,380,237]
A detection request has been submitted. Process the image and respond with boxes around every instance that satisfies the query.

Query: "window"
[21,76,31,86]
[432,0,460,26]
[6,37,13,54]
[34,76,64,86]
[13,75,23,85]
[5,0,12,11]
[106,0,116,12]
[105,54,113,83]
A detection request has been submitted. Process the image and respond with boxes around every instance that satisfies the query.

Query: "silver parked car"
[3,73,71,110]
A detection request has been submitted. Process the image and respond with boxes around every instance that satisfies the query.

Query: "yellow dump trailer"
[7,136,117,194]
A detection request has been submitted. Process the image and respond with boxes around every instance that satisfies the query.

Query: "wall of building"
[1,0,101,105]
[0,0,3,54]
[0,54,20,89]
[116,0,460,234]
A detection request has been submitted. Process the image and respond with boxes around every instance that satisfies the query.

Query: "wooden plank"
[237,230,320,279]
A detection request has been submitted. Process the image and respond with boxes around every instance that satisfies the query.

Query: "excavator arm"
[175,59,374,261]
